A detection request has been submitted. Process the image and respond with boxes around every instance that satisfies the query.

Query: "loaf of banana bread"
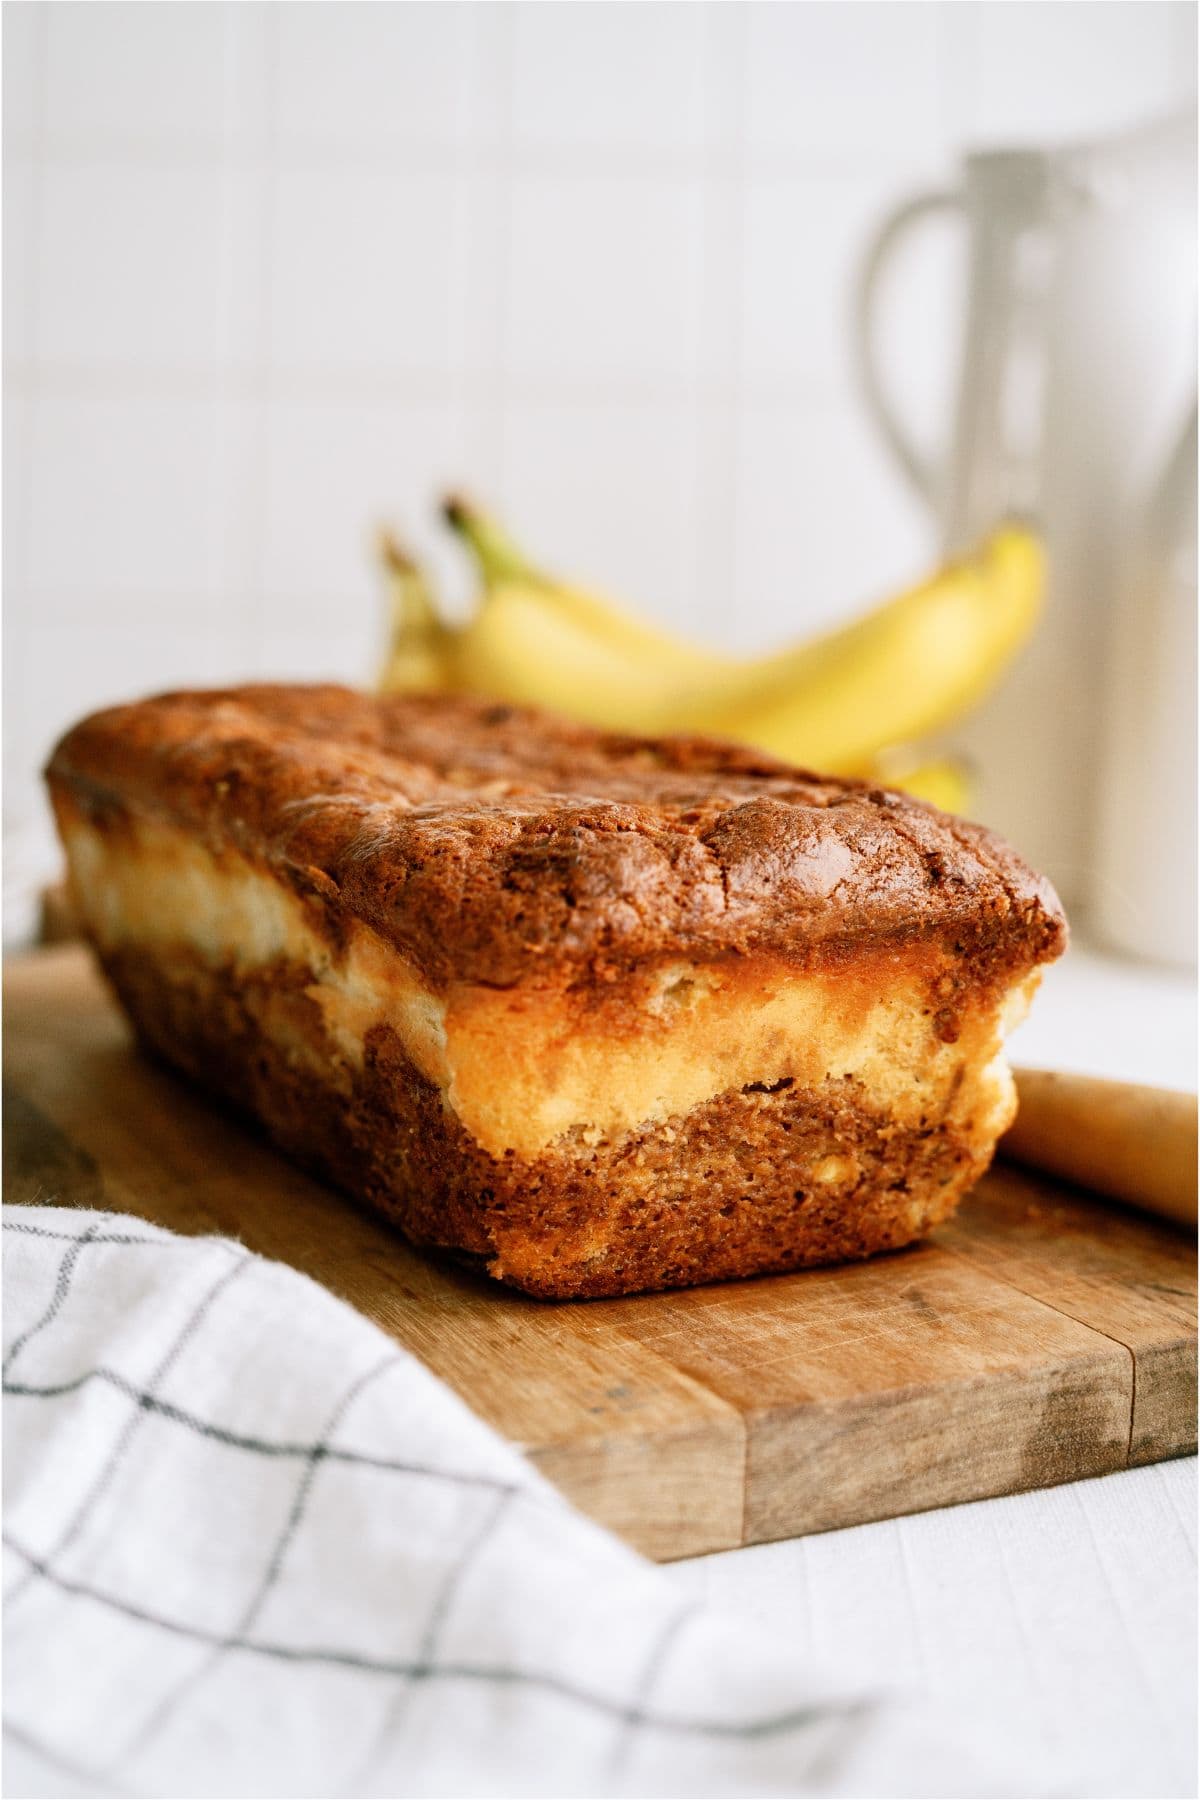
[47,685,1066,1298]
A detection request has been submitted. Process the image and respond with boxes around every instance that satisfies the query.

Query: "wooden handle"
[1003,1069,1198,1229]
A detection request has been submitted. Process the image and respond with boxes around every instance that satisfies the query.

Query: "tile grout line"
[9,0,50,595]
[2,362,848,407]
[7,129,957,184]
[701,1,749,644]
[3,0,50,904]
[245,2,279,672]
[488,1,516,503]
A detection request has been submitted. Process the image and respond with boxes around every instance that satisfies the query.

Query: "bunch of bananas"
[377,497,1046,816]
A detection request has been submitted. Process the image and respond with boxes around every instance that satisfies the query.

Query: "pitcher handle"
[854,189,963,507]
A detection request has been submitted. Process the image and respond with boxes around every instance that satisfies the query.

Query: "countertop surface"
[668,939,1197,1799]
[1010,941,1197,1093]
[669,1459,1195,1799]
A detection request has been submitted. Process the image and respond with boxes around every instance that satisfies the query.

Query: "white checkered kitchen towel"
[3,1205,1033,1799]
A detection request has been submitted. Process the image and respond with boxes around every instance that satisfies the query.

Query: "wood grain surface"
[4,944,1195,1560]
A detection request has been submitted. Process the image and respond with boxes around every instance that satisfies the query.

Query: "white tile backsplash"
[25,391,235,614]
[221,4,275,153]
[4,0,1195,939]
[43,1,230,145]
[2,155,35,364]
[256,622,379,687]
[24,622,251,752]
[741,169,947,390]
[1175,1,1200,72]
[267,166,466,376]
[3,379,32,593]
[209,395,263,607]
[732,400,930,654]
[2,0,42,143]
[505,173,704,381]
[274,1,477,148]
[35,163,226,368]
[510,2,709,154]
[257,395,465,625]
[499,399,703,634]
[966,2,1190,147]
[744,2,946,162]
[216,158,271,369]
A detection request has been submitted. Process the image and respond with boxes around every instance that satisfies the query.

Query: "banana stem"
[442,493,538,588]
[378,527,416,579]
[376,528,456,695]
[378,529,440,635]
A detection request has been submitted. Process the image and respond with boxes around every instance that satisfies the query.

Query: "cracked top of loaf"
[47,684,1067,989]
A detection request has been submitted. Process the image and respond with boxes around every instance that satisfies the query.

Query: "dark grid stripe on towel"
[3,1206,1018,1799]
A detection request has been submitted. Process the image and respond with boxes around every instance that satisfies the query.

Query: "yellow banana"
[443,513,1043,768]
[670,527,1042,769]
[444,495,727,680]
[381,501,1038,816]
[450,580,972,810]
[448,580,682,725]
[376,530,456,695]
[868,749,973,815]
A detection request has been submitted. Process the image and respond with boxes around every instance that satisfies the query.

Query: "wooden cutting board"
[5,944,1196,1561]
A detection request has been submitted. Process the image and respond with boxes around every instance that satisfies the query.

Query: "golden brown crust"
[47,685,1066,991]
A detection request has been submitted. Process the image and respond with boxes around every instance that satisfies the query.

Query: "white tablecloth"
[670,943,1198,1800]
[670,1462,1197,1800]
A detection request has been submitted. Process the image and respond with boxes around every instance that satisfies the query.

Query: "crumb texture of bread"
[48,685,1067,1298]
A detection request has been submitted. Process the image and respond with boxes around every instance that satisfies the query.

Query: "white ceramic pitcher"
[854,112,1196,926]
[1091,399,1196,969]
